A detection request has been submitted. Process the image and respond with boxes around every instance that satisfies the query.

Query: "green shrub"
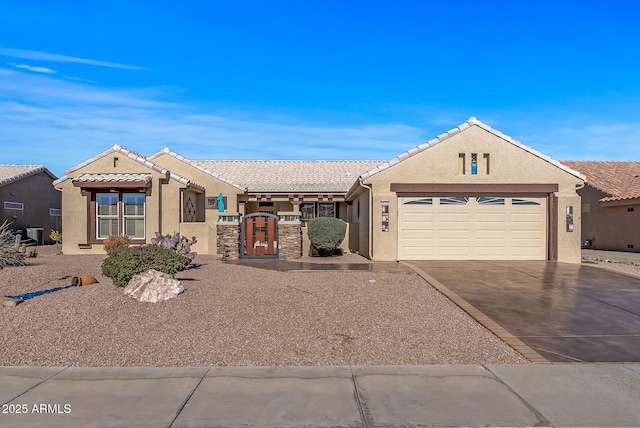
[103,235,131,255]
[101,245,191,287]
[307,217,347,256]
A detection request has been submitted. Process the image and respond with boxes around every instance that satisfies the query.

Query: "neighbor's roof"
[355,117,586,184]
[196,160,381,192]
[151,148,379,193]
[562,161,640,202]
[53,145,204,190]
[0,165,57,187]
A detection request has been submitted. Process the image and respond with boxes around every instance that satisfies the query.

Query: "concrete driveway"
[403,261,640,363]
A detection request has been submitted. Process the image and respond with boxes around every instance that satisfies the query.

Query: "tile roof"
[72,173,153,185]
[151,148,379,193]
[196,160,381,192]
[148,149,247,191]
[356,117,586,183]
[53,145,204,191]
[0,165,56,187]
[561,161,640,202]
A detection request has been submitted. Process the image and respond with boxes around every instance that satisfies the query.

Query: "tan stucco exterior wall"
[361,125,584,263]
[580,186,640,252]
[55,153,181,254]
[146,152,246,255]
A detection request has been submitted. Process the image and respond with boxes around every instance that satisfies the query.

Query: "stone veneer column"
[216,222,240,260]
[278,222,302,260]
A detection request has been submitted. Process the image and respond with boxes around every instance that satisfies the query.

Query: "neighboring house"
[54,118,585,262]
[0,165,61,245]
[561,161,639,252]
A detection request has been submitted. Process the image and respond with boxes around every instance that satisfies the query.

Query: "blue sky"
[1,0,639,178]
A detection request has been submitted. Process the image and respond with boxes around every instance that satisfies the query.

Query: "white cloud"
[0,46,145,71]
[8,62,57,74]
[3,63,639,180]
[0,71,424,177]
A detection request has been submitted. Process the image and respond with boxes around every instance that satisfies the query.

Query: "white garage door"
[398,196,547,260]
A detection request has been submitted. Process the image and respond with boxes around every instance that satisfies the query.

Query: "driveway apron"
[404,261,640,363]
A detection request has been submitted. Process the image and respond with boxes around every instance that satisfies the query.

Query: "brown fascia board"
[390,183,559,194]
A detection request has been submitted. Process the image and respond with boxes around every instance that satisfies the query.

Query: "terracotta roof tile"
[562,161,640,202]
[0,165,56,186]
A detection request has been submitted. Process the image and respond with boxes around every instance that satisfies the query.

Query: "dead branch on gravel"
[0,220,25,269]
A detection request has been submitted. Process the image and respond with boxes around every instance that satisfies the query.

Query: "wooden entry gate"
[240,213,279,258]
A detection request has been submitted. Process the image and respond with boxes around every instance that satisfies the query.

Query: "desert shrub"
[307,217,347,256]
[24,248,38,258]
[103,235,131,255]
[151,232,197,261]
[0,220,25,268]
[101,245,191,287]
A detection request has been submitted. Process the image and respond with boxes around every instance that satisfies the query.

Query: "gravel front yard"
[0,247,527,366]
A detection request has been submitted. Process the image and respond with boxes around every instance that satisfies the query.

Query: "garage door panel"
[475,247,509,257]
[511,229,544,239]
[475,213,508,222]
[438,230,470,239]
[401,213,436,222]
[438,246,472,257]
[476,232,509,240]
[399,230,434,239]
[511,213,543,222]
[438,213,471,222]
[398,195,547,260]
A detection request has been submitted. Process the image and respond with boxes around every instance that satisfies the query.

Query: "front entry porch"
[240,213,279,258]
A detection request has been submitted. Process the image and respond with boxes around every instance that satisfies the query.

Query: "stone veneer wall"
[278,222,302,260]
[216,222,240,260]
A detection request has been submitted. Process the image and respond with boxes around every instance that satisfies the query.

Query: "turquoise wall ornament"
[217,193,225,212]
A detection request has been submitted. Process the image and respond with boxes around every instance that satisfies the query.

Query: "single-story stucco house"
[1,164,61,245]
[561,161,639,252]
[53,117,586,263]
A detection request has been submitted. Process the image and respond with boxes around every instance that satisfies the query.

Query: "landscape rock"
[123,269,184,303]
[3,298,24,307]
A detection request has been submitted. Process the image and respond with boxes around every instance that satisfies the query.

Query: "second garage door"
[398,196,547,260]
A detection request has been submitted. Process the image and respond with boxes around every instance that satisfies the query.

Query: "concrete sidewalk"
[2,364,639,427]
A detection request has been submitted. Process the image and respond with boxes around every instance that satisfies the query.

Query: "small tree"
[50,230,62,250]
[307,217,347,257]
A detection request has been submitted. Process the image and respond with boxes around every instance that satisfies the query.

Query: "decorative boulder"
[123,269,183,303]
